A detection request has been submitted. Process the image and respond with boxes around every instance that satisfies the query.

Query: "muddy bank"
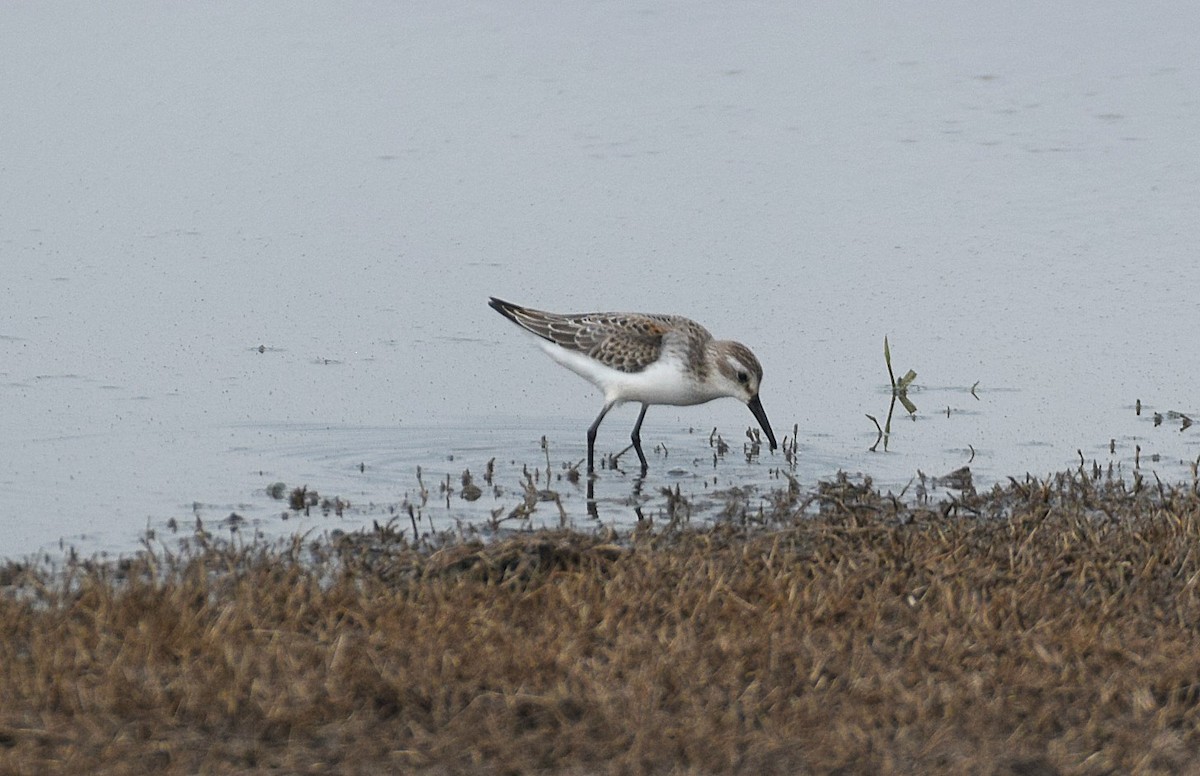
[3,470,1200,774]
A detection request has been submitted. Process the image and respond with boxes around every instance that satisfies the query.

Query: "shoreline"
[4,469,1200,773]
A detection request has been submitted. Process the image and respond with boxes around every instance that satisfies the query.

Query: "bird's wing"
[576,313,672,373]
[490,299,695,374]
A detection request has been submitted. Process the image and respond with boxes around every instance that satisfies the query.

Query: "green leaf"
[883,336,896,388]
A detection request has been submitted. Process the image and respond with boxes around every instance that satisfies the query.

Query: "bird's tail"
[489,297,568,345]
[488,297,526,326]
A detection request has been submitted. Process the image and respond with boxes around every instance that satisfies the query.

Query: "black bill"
[747,394,777,451]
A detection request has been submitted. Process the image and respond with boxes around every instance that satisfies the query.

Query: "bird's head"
[715,342,777,451]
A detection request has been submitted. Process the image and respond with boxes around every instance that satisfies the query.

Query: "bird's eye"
[737,371,749,384]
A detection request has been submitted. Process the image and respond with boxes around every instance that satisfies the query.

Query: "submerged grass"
[4,471,1200,774]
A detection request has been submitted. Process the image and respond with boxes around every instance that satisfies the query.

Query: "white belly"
[538,340,716,407]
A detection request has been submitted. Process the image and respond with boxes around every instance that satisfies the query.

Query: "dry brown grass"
[4,471,1200,775]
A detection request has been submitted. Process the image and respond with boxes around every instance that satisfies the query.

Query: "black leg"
[630,403,649,473]
[587,403,614,475]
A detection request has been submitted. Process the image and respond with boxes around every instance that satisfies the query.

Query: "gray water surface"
[3,1,1198,558]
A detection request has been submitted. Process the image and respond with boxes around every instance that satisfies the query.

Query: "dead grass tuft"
[4,471,1200,774]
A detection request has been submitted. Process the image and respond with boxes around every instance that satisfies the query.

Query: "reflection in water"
[867,337,919,453]
[583,440,780,526]
[586,469,645,522]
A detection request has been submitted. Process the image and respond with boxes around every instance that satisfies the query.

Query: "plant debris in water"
[4,471,1200,774]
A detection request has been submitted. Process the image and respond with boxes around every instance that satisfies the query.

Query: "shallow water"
[2,1,1198,558]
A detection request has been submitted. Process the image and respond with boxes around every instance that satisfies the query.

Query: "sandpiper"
[488,297,777,474]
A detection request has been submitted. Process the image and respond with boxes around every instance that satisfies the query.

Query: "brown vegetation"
[4,471,1200,774]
